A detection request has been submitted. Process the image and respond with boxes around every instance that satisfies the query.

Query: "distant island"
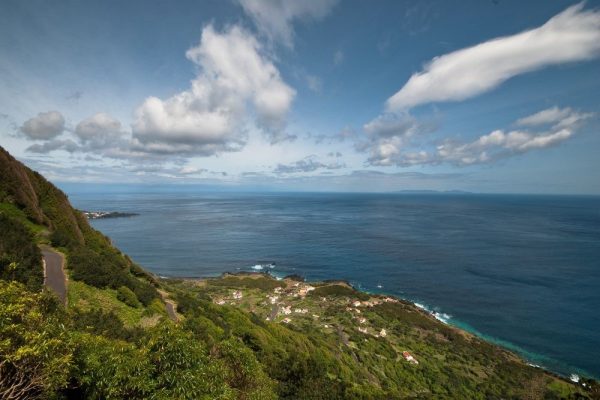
[82,210,139,219]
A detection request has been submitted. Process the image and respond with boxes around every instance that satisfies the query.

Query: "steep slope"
[0,146,159,307]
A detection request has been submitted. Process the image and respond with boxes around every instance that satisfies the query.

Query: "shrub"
[0,213,43,290]
[72,333,154,399]
[0,281,72,398]
[117,286,141,308]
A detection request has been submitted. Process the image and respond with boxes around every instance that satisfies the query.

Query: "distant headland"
[82,210,139,219]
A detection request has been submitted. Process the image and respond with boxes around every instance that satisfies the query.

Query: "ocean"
[64,189,600,379]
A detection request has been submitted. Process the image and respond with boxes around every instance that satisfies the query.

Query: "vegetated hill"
[0,146,159,306]
[0,145,598,399]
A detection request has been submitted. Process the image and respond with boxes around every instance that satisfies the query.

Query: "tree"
[71,333,154,399]
[144,322,234,400]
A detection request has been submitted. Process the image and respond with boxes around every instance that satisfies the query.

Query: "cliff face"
[0,146,85,244]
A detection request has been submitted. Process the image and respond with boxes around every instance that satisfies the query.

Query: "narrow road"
[41,248,67,306]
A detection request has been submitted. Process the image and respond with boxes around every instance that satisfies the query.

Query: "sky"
[1,0,599,194]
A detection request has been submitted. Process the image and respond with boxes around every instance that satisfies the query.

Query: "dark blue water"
[66,190,600,379]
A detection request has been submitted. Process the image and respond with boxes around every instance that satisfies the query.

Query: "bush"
[144,323,234,399]
[0,213,43,290]
[309,284,370,300]
[0,281,72,398]
[117,286,141,308]
[72,333,154,399]
[68,246,159,307]
[70,307,134,341]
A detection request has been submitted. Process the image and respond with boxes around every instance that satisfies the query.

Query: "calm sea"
[65,189,600,379]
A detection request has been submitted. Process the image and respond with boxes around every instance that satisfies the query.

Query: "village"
[207,274,420,366]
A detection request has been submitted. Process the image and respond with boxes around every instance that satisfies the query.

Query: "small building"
[232,290,243,300]
[379,328,387,337]
[402,351,418,364]
[280,305,292,315]
[282,318,291,324]
[298,285,315,296]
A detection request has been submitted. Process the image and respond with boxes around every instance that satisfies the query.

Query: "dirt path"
[157,289,180,322]
[41,247,67,306]
[164,300,179,322]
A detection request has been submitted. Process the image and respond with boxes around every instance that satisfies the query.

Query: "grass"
[0,202,47,236]
[68,279,151,327]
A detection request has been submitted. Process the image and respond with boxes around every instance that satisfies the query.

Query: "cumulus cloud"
[75,112,125,149]
[132,25,296,155]
[237,0,338,47]
[387,3,600,111]
[274,155,344,174]
[359,113,436,166]
[19,111,65,140]
[373,107,593,167]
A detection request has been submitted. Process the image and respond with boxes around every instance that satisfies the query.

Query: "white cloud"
[19,111,65,140]
[372,107,593,166]
[75,112,125,149]
[131,24,296,155]
[179,166,206,175]
[387,3,600,111]
[360,113,436,166]
[274,154,344,174]
[515,106,573,126]
[26,138,78,153]
[237,0,338,47]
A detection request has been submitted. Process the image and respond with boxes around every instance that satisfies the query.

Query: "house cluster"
[212,289,243,305]
[350,296,399,309]
[286,282,315,298]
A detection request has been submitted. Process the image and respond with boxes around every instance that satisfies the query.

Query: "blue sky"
[1,0,599,193]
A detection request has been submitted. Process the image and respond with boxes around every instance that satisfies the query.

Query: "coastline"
[159,269,595,385]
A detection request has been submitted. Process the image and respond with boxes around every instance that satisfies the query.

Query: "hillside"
[0,145,598,399]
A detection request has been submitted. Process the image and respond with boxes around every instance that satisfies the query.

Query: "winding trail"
[41,247,67,306]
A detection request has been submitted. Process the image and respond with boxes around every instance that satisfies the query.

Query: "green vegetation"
[209,274,286,290]
[117,285,142,308]
[1,145,598,399]
[0,213,43,291]
[68,280,150,327]
[0,145,159,307]
[310,282,370,300]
